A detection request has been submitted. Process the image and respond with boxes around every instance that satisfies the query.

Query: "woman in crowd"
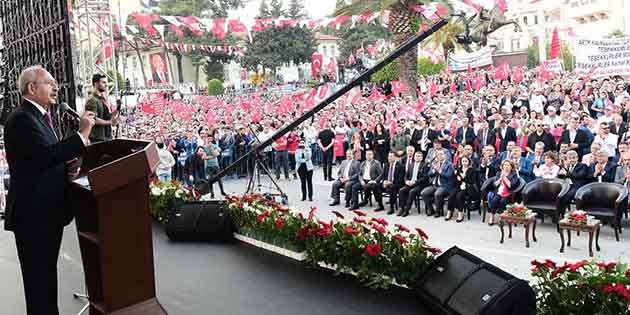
[287,130,300,179]
[373,123,389,163]
[156,136,176,181]
[351,132,365,161]
[534,151,560,179]
[446,156,479,223]
[487,160,520,225]
[295,140,314,201]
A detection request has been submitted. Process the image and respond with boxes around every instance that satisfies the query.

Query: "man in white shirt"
[593,122,618,158]
[529,87,547,115]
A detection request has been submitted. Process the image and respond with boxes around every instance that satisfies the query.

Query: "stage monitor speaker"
[415,246,536,315]
[166,200,234,242]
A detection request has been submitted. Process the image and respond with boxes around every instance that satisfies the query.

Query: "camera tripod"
[245,127,288,205]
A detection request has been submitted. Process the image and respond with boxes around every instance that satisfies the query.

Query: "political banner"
[447,46,493,72]
[574,37,630,78]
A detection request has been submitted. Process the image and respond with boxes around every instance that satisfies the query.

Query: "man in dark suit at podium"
[3,65,95,315]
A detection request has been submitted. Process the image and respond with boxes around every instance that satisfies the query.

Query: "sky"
[229,0,338,20]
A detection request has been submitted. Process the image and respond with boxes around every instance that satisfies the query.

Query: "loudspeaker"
[415,246,536,315]
[166,200,234,242]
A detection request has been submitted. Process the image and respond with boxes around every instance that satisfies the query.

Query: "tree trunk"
[395,33,418,98]
[194,64,200,91]
[176,53,184,84]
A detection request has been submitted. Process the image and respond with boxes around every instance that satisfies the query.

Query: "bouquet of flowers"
[504,203,532,217]
[149,178,197,223]
[565,210,589,225]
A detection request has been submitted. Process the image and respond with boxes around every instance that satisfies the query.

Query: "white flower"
[175,190,184,198]
[150,187,162,196]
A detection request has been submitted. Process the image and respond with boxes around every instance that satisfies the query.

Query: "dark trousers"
[288,153,296,176]
[206,166,225,195]
[489,194,510,214]
[331,180,359,204]
[375,148,387,164]
[275,150,289,179]
[383,184,401,210]
[421,186,449,214]
[14,228,64,315]
[361,182,383,206]
[399,184,425,211]
[322,149,334,180]
[448,190,469,211]
[559,186,579,215]
[297,165,313,199]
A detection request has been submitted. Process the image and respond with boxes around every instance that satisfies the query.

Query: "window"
[534,15,538,24]
[523,16,528,25]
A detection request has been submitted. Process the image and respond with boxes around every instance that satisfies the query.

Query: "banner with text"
[575,37,630,78]
[447,47,493,72]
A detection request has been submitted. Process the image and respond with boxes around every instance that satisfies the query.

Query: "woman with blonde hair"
[487,159,520,225]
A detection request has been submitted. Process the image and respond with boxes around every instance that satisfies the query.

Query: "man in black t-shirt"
[318,122,335,181]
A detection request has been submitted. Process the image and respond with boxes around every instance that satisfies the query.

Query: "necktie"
[44,111,53,130]
[482,131,486,146]
[412,163,418,180]
[389,163,394,181]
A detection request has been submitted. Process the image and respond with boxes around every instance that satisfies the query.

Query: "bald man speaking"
[3,65,95,314]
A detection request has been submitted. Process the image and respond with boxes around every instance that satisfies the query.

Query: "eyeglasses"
[33,80,58,87]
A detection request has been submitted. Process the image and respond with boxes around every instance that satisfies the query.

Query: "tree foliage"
[207,79,224,96]
[527,41,574,71]
[338,23,390,67]
[371,58,446,83]
[243,0,317,76]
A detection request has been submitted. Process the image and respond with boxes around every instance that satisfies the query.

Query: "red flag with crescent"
[391,80,407,95]
[211,19,227,40]
[311,53,323,79]
[368,88,383,102]
[318,85,328,100]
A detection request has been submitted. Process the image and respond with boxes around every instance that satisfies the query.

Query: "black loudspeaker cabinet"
[415,246,536,315]
[166,200,234,242]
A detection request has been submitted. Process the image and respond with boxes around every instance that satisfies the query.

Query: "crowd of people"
[117,67,630,225]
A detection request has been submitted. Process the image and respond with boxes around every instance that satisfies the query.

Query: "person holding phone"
[295,140,314,201]
[85,74,119,142]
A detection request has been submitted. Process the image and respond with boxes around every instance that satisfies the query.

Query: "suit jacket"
[4,101,86,231]
[404,162,429,187]
[562,163,592,188]
[337,159,361,183]
[494,127,517,152]
[428,160,456,192]
[455,167,480,195]
[558,129,591,157]
[378,161,405,186]
[610,123,626,138]
[411,128,436,152]
[589,161,617,183]
[455,127,476,146]
[359,159,383,185]
[515,157,536,183]
[491,172,520,194]
[361,131,375,151]
[475,128,496,151]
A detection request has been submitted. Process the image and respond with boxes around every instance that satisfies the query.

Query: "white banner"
[447,47,493,72]
[544,58,564,73]
[575,37,630,78]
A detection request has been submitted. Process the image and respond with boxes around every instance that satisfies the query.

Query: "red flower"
[276,207,289,213]
[332,210,345,219]
[568,261,586,272]
[544,259,557,269]
[256,210,270,222]
[423,246,442,254]
[352,210,367,217]
[373,217,389,226]
[275,218,285,230]
[344,226,360,235]
[353,217,366,224]
[308,206,317,219]
[597,261,617,271]
[316,225,332,237]
[298,213,305,220]
[415,228,429,240]
[531,260,542,267]
[395,224,410,233]
[551,263,570,279]
[602,284,630,302]
[394,234,407,244]
[625,269,630,278]
[531,267,539,274]
[371,223,386,234]
[318,220,332,227]
[297,225,312,241]
[366,243,382,257]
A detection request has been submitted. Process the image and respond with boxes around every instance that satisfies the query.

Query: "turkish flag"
[228,19,248,33]
[513,67,524,85]
[211,19,227,40]
[348,86,362,104]
[326,57,337,80]
[391,80,407,95]
[495,0,507,13]
[415,97,426,113]
[348,53,356,65]
[311,53,323,79]
[549,27,561,59]
[368,88,383,102]
[318,85,328,99]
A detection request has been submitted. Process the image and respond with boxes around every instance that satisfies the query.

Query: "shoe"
[401,210,409,217]
[397,209,406,217]
[210,194,215,199]
[426,210,434,217]
[387,209,395,215]
[349,204,359,211]
[345,202,351,208]
[374,206,385,212]
[456,212,464,223]
[358,201,368,207]
[309,197,313,201]
[434,211,441,218]
[329,201,340,206]
[444,211,453,221]
[301,197,306,201]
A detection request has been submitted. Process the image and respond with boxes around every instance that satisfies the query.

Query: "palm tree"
[334,0,452,97]
[425,21,464,62]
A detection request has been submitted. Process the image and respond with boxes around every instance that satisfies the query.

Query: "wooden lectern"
[69,139,167,315]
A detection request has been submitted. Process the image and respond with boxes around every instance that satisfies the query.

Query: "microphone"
[60,102,80,120]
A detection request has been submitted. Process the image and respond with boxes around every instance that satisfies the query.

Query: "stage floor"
[0,223,428,315]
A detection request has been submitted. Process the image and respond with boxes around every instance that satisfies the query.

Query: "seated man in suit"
[398,151,429,217]
[425,138,451,164]
[498,141,516,162]
[510,146,535,182]
[356,150,384,211]
[614,151,630,185]
[589,150,617,183]
[378,151,405,215]
[421,149,456,217]
[329,150,361,209]
[526,141,546,167]
[558,150,592,215]
[455,119,476,147]
[480,145,499,186]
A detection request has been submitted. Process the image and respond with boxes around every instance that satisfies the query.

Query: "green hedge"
[371,57,446,83]
[207,79,224,96]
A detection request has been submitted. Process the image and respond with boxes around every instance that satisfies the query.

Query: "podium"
[69,139,167,315]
